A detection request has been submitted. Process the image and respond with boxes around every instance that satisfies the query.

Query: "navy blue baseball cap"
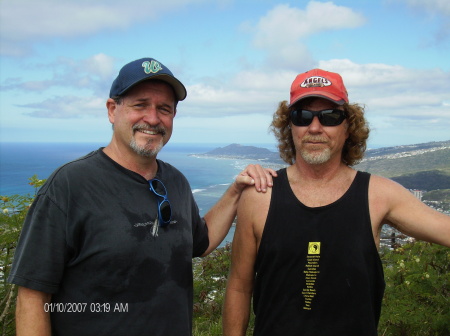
[109,58,187,101]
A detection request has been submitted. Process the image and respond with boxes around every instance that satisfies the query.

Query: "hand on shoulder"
[235,164,278,193]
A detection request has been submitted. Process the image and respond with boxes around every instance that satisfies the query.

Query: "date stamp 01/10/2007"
[44,302,129,313]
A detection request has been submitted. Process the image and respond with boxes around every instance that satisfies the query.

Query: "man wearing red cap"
[223,69,450,335]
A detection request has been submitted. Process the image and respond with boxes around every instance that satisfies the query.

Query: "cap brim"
[118,74,187,101]
[290,93,346,107]
[152,74,187,101]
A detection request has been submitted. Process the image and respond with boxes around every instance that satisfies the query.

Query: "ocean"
[0,142,264,246]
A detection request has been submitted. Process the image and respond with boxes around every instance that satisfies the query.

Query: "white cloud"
[180,84,279,118]
[0,0,208,56]
[1,54,116,95]
[230,70,293,91]
[178,70,295,118]
[315,59,450,146]
[400,0,450,16]
[171,113,275,144]
[318,59,450,112]
[20,95,105,119]
[81,54,117,80]
[394,0,450,45]
[248,2,365,69]
[253,2,365,48]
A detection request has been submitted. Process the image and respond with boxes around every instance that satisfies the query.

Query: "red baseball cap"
[289,69,348,106]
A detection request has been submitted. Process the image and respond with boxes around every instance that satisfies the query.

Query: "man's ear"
[106,98,117,124]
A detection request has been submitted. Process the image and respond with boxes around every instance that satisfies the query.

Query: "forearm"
[203,182,241,256]
[222,182,263,335]
[223,286,252,336]
[16,287,52,336]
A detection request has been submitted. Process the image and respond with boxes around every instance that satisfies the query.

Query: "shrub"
[0,175,45,335]
[379,242,450,335]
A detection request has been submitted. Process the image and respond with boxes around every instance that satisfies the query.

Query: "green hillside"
[423,189,450,203]
[391,170,450,191]
[355,147,450,178]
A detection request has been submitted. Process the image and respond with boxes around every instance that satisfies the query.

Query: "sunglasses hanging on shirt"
[149,178,172,227]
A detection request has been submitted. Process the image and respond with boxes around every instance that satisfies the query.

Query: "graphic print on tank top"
[302,242,321,310]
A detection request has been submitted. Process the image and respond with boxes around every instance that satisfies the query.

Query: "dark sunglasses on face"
[290,109,346,127]
[149,178,172,227]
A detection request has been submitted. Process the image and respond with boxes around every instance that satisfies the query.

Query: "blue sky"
[1,0,449,148]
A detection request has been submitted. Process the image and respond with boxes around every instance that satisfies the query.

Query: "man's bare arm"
[223,187,271,335]
[370,175,450,247]
[16,286,52,336]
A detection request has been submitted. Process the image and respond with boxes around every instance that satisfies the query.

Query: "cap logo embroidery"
[301,76,331,88]
[142,60,163,74]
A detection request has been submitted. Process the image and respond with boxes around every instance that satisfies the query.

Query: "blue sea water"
[0,142,256,246]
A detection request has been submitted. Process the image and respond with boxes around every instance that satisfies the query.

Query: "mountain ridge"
[194,140,450,192]
[197,140,450,166]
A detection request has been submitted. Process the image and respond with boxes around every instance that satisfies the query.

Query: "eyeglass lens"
[290,109,346,127]
[149,179,172,226]
[159,200,171,223]
[150,179,167,196]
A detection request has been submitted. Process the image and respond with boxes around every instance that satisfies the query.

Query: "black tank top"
[253,169,385,336]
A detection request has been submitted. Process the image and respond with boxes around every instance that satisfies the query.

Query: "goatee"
[130,124,166,157]
[300,148,331,165]
[300,136,331,165]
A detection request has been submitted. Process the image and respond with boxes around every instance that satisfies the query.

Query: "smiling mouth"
[138,129,160,136]
[133,125,166,137]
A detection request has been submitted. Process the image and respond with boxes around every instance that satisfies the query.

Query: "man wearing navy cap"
[223,69,450,335]
[8,58,275,336]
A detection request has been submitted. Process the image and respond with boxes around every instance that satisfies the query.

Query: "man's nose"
[307,116,323,132]
[142,107,160,125]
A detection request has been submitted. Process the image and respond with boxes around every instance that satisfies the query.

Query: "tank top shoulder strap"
[352,170,371,199]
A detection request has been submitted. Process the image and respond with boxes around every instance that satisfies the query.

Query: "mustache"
[302,136,328,144]
[132,124,167,137]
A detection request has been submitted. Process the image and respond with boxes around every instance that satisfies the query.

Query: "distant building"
[410,189,423,200]
[380,225,416,250]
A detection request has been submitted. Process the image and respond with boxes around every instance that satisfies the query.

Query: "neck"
[291,155,350,183]
[103,143,158,180]
[287,157,356,208]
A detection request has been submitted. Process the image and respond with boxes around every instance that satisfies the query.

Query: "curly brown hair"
[270,100,370,166]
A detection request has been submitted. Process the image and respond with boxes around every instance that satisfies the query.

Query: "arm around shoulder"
[370,175,450,247]
[16,286,52,336]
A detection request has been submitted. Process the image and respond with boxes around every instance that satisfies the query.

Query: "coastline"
[188,153,287,171]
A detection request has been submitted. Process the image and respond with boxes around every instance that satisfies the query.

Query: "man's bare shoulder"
[239,184,272,218]
[368,173,425,226]
[368,174,409,195]
[242,183,273,199]
[237,181,273,244]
